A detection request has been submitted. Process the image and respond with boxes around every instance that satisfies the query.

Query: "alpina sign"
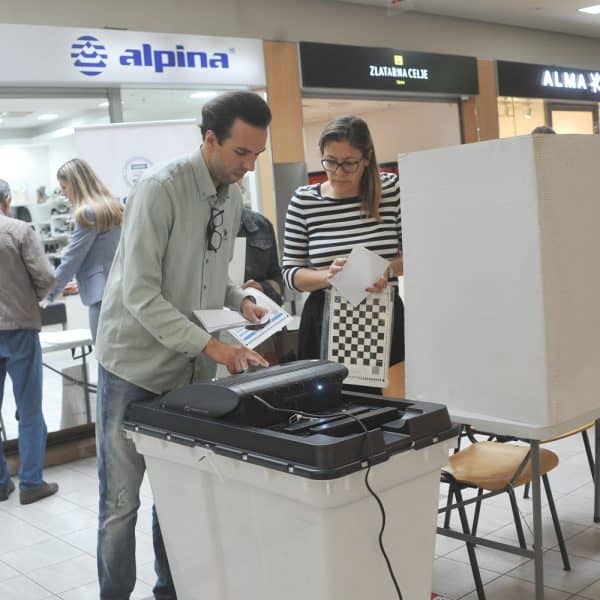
[497,60,600,101]
[0,24,265,87]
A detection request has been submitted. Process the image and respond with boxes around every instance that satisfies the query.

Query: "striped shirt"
[282,172,402,291]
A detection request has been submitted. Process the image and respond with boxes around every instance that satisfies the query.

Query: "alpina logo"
[71,35,108,77]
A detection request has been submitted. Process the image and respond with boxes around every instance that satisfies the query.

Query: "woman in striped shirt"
[282,115,404,392]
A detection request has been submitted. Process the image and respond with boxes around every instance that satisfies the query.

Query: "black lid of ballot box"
[123,360,458,480]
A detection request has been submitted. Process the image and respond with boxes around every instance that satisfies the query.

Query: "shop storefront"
[298,42,479,183]
[497,60,600,136]
[0,23,268,444]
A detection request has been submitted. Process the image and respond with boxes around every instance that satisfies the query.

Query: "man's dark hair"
[200,91,271,143]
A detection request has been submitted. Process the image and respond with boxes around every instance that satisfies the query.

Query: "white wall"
[2,0,600,69]
[0,144,48,205]
[47,135,76,191]
[304,101,461,172]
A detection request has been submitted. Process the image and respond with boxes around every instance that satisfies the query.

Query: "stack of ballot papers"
[194,288,291,349]
[194,309,269,333]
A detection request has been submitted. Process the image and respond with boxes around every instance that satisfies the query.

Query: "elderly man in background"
[0,179,58,504]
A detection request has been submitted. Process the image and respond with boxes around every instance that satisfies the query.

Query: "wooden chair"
[441,440,570,598]
[522,422,595,499]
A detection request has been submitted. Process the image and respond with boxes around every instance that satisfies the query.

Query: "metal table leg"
[531,440,544,600]
[81,348,91,424]
[594,419,600,523]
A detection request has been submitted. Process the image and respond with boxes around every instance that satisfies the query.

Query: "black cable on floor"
[252,394,403,600]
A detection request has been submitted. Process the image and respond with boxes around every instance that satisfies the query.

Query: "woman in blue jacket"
[46,159,123,342]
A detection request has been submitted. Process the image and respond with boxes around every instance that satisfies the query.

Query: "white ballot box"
[400,134,600,429]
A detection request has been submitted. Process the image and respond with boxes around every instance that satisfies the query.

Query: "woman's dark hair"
[200,91,272,143]
[318,115,381,220]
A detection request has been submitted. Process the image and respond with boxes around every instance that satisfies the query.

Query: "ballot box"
[124,360,457,600]
[400,134,600,431]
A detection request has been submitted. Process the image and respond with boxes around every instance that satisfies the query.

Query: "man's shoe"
[19,482,58,505]
[0,479,15,501]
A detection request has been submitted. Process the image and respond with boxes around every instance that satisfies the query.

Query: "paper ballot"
[194,288,291,349]
[329,245,390,307]
[194,309,269,333]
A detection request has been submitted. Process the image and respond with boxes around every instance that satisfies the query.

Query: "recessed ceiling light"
[579,4,600,14]
[37,113,59,121]
[98,101,110,108]
[189,91,217,99]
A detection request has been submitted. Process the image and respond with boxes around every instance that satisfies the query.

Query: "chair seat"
[443,441,559,491]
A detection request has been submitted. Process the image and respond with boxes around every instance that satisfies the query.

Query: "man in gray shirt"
[0,179,58,505]
[95,92,271,600]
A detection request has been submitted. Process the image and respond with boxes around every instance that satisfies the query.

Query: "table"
[437,407,600,600]
[40,328,94,424]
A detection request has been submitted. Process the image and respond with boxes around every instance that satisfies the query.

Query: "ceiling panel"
[328,0,600,39]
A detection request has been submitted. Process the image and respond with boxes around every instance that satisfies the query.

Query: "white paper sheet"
[329,245,390,307]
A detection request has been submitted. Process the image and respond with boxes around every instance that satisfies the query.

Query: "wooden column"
[262,41,306,246]
[263,41,305,164]
[461,59,500,143]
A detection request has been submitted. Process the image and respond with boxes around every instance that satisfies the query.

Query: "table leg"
[531,440,544,600]
[81,347,91,424]
[594,419,600,523]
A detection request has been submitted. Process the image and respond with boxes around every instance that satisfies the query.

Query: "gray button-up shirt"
[96,146,247,394]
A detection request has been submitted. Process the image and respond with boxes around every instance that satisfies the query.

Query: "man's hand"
[203,338,269,374]
[240,298,268,323]
[241,279,264,293]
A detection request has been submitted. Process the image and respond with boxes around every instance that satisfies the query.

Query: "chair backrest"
[41,303,68,330]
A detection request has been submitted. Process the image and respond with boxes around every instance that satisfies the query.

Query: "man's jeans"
[96,365,176,600]
[0,329,47,489]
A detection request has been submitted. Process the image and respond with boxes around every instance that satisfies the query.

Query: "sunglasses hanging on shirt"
[206,204,225,252]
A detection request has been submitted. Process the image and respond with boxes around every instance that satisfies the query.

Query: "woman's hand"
[327,257,347,281]
[366,273,388,293]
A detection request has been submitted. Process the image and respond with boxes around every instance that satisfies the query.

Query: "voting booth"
[400,134,600,428]
[124,360,457,600]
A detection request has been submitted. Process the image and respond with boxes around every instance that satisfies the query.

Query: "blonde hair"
[318,115,382,221]
[57,159,122,232]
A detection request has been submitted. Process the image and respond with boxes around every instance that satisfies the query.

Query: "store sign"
[300,42,478,96]
[497,60,600,101]
[0,24,265,87]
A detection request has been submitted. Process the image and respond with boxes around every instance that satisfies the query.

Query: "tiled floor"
[433,433,600,599]
[0,436,598,598]
[2,300,600,598]
[0,458,153,599]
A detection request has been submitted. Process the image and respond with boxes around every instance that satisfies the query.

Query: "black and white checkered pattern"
[326,290,391,387]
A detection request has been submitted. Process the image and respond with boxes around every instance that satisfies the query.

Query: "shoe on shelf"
[19,482,58,505]
[0,479,15,501]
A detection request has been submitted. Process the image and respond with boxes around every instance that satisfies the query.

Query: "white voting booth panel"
[130,431,452,600]
[400,134,600,428]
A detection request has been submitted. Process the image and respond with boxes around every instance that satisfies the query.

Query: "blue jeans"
[96,365,176,600]
[0,330,47,489]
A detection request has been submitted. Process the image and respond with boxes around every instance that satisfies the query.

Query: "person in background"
[531,125,556,134]
[282,114,404,394]
[0,179,58,505]
[238,205,284,306]
[36,185,48,204]
[94,91,271,600]
[45,159,122,343]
